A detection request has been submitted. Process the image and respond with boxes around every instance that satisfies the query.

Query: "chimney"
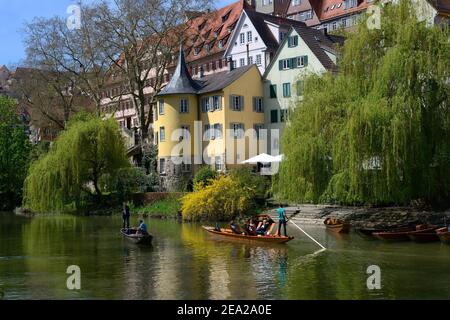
[228,57,234,71]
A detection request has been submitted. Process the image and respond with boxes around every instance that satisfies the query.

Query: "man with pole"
[277,204,288,237]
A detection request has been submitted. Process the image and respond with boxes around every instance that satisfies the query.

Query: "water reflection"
[1,212,450,299]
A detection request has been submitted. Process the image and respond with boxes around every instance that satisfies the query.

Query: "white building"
[224,10,310,74]
[262,25,343,154]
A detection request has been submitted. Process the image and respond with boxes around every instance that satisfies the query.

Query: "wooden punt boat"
[324,218,351,234]
[355,228,388,238]
[121,228,153,245]
[436,227,450,244]
[202,226,294,244]
[373,225,434,242]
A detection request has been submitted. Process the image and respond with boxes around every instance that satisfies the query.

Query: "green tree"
[24,115,129,212]
[193,166,218,190]
[0,96,31,210]
[278,1,449,207]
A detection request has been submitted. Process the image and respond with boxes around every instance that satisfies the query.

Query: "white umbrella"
[241,153,278,164]
[272,154,284,162]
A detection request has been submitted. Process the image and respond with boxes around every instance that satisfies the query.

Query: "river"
[1,212,449,299]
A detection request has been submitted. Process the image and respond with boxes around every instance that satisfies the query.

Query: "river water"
[1,212,449,299]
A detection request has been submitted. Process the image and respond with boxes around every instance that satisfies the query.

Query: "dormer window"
[194,47,201,55]
[198,21,206,31]
[214,25,223,37]
[222,9,231,22]
[204,29,211,39]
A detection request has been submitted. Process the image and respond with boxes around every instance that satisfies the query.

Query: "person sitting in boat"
[136,219,148,235]
[247,219,257,236]
[256,219,271,235]
[230,220,241,234]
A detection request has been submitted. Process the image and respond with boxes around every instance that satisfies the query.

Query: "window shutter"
[287,37,291,47]
[229,95,233,110]
[290,58,296,69]
[294,35,298,46]
[279,60,283,70]
[304,55,308,66]
[240,96,244,111]
[252,97,256,111]
[218,96,222,110]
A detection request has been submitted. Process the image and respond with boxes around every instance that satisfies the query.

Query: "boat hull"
[373,226,436,242]
[324,218,351,233]
[437,227,450,244]
[121,228,153,245]
[202,226,294,244]
[408,233,439,242]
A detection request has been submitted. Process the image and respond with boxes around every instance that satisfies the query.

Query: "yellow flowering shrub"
[181,175,255,221]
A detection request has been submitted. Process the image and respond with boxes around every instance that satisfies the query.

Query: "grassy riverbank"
[131,197,181,219]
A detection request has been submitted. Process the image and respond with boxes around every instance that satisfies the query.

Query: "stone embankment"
[266,205,450,228]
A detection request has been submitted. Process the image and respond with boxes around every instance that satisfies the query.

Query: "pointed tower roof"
[158,46,202,96]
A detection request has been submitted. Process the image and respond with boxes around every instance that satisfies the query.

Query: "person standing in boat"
[277,205,288,237]
[122,203,130,229]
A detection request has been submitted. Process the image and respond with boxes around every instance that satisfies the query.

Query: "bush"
[181,175,254,221]
[229,167,270,199]
[192,166,217,190]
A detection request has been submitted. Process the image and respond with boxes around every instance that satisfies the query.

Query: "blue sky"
[0,0,234,67]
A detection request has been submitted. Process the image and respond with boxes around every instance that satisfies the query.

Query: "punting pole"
[289,220,326,252]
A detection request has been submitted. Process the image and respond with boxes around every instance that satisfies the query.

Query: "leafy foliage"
[24,115,129,212]
[278,1,450,207]
[181,175,255,221]
[101,167,151,202]
[0,96,31,210]
[192,166,217,191]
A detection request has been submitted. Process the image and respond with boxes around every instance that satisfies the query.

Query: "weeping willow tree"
[24,114,129,212]
[278,1,449,207]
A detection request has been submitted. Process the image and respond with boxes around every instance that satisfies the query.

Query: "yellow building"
[155,48,265,190]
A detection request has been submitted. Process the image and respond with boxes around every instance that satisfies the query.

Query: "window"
[269,84,277,98]
[279,58,292,70]
[159,127,165,142]
[256,54,262,66]
[181,162,191,172]
[283,83,291,97]
[240,33,245,44]
[280,109,289,122]
[180,98,189,113]
[287,35,299,47]
[345,0,357,9]
[159,100,164,115]
[292,0,301,5]
[298,10,313,21]
[212,95,221,111]
[240,58,245,67]
[218,40,224,49]
[194,47,201,55]
[296,80,304,96]
[230,95,244,111]
[248,56,253,65]
[253,97,263,113]
[232,60,237,69]
[230,123,244,139]
[213,123,223,139]
[270,110,278,123]
[215,156,224,171]
[201,97,210,112]
[204,124,211,140]
[295,55,308,68]
[153,105,158,121]
[247,31,252,42]
[159,158,166,174]
[254,124,264,139]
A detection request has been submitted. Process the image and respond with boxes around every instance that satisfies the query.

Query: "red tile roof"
[183,0,250,63]
[312,0,370,22]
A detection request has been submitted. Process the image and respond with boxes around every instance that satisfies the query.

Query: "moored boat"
[355,227,388,238]
[407,229,440,243]
[436,227,450,244]
[373,224,435,242]
[324,218,351,234]
[121,228,153,245]
[202,226,294,244]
